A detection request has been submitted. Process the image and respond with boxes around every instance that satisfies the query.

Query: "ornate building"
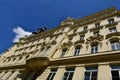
[0,7,120,80]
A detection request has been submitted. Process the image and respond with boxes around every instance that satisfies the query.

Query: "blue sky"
[0,0,120,53]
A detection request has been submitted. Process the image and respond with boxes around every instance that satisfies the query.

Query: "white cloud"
[13,26,32,42]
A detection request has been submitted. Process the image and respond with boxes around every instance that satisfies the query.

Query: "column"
[53,66,65,80]
[2,71,12,80]
[0,72,5,78]
[98,63,111,80]
[72,65,85,80]
[9,71,19,80]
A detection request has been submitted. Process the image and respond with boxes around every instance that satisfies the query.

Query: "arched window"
[111,41,120,50]
[61,48,67,57]
[74,46,81,56]
[91,44,98,54]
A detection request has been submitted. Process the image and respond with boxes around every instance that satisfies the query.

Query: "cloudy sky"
[0,0,120,53]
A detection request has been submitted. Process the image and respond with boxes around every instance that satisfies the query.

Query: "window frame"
[91,44,98,53]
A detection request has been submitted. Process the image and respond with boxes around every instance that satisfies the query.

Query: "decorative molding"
[86,35,104,44]
[106,32,120,39]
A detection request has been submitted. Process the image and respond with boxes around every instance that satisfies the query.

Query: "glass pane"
[68,72,74,80]
[112,71,119,76]
[46,73,52,80]
[85,72,90,78]
[50,73,55,80]
[92,72,97,77]
[111,71,119,80]
[63,72,69,80]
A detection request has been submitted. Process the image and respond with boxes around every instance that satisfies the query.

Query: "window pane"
[112,71,119,80]
[63,72,69,80]
[92,72,97,77]
[68,72,74,80]
[85,72,90,78]
[46,73,52,80]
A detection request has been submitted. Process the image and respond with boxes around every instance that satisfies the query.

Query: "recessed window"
[84,67,98,80]
[61,49,67,57]
[108,18,114,24]
[93,32,99,37]
[111,41,120,50]
[111,66,120,80]
[80,35,84,40]
[91,44,98,53]
[47,69,57,80]
[74,47,80,56]
[109,27,117,33]
[83,26,88,31]
[62,68,75,80]
[95,22,100,27]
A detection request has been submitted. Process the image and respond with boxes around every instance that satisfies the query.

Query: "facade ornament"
[86,35,104,44]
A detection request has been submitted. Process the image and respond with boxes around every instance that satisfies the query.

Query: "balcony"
[61,41,73,47]
[106,32,120,39]
[26,53,50,70]
[86,35,104,44]
[79,30,88,35]
[106,22,118,28]
[90,26,103,32]
[74,40,85,45]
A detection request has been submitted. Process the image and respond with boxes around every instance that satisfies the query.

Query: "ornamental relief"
[86,35,104,44]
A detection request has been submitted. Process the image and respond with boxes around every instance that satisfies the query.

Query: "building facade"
[0,7,120,80]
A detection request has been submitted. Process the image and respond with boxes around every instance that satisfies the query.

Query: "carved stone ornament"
[86,35,104,44]
[61,41,73,47]
[74,40,85,45]
[61,17,74,26]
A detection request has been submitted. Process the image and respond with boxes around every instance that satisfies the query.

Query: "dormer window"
[83,26,88,31]
[108,18,114,24]
[95,22,100,27]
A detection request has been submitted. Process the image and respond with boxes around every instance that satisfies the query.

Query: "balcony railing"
[86,35,104,44]
[106,22,118,28]
[90,26,103,32]
[106,32,120,39]
[74,40,85,45]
